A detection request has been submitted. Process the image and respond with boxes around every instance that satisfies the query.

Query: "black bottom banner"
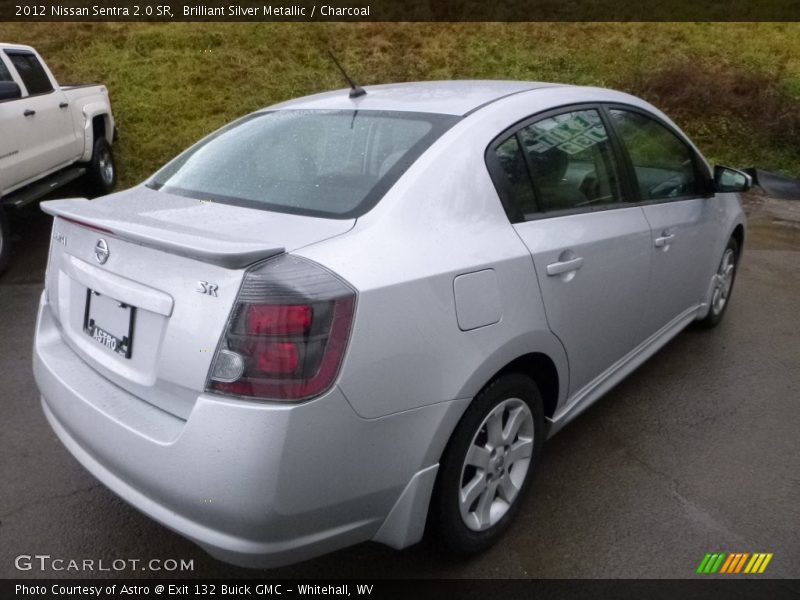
[4,579,800,600]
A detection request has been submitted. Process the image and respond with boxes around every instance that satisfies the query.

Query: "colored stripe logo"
[697,552,773,574]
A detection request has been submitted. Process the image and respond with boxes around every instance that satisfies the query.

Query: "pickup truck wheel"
[0,207,10,275]
[85,137,117,196]
[428,373,545,555]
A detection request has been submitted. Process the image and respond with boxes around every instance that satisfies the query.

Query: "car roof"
[269,80,568,116]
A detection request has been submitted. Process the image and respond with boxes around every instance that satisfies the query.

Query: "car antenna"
[327,50,367,99]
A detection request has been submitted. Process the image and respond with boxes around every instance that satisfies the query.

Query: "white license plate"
[83,289,135,358]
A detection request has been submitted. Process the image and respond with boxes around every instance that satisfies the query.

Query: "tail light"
[206,254,355,402]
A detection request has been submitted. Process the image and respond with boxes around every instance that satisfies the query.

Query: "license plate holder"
[83,289,136,359]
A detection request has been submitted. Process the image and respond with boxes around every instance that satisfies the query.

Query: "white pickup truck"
[0,43,116,273]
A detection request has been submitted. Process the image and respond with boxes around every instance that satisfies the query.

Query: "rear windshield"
[148,109,459,219]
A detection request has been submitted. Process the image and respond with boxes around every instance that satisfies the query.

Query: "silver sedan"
[33,80,748,567]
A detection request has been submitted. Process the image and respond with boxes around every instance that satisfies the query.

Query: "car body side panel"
[639,197,722,335]
[514,208,653,396]
[296,85,728,422]
[299,230,563,421]
[296,97,575,420]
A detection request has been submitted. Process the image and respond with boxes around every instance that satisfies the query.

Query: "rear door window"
[491,135,538,218]
[4,51,53,95]
[487,108,621,221]
[518,109,620,213]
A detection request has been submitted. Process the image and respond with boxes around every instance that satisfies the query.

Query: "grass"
[0,22,798,187]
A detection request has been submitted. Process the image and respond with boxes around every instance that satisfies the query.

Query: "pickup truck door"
[1,49,79,192]
[0,53,27,194]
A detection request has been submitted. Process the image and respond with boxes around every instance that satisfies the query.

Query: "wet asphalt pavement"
[0,193,798,579]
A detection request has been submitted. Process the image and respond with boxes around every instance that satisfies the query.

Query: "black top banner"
[1,0,799,22]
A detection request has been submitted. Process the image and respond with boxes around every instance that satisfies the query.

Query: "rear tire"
[84,136,117,197]
[428,373,545,555]
[0,207,10,276]
[697,236,739,328]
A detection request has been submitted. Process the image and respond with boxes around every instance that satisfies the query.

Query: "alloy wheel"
[711,248,736,315]
[458,398,534,531]
[99,147,114,185]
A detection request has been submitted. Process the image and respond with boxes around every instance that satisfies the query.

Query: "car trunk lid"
[41,186,355,419]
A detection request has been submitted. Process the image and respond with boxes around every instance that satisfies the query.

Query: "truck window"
[4,51,53,95]
[0,60,12,82]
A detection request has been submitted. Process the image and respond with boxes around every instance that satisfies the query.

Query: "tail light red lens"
[207,255,356,402]
[246,304,312,336]
[253,341,299,374]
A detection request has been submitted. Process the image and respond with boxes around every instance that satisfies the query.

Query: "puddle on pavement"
[742,192,800,251]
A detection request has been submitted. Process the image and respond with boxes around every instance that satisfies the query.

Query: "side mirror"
[714,165,752,193]
[0,81,22,101]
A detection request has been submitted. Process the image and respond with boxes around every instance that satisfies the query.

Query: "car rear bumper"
[33,294,465,568]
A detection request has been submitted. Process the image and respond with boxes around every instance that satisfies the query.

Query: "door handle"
[59,102,69,109]
[546,256,584,276]
[654,233,676,248]
[23,109,36,117]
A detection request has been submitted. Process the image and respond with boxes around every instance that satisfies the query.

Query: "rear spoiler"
[41,198,285,269]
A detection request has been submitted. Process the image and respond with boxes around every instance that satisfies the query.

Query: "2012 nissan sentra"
[33,80,749,567]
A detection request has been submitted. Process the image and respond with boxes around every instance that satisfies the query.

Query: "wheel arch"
[731,223,745,255]
[492,353,560,421]
[454,331,568,424]
[91,114,109,143]
[421,340,567,474]
[420,335,568,474]
[696,220,746,323]
[80,104,114,161]
[429,350,561,466]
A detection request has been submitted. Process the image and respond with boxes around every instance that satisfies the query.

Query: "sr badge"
[197,281,219,297]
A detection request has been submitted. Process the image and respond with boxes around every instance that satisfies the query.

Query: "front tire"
[0,207,10,276]
[84,136,117,197]
[429,373,545,555]
[697,236,739,328]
